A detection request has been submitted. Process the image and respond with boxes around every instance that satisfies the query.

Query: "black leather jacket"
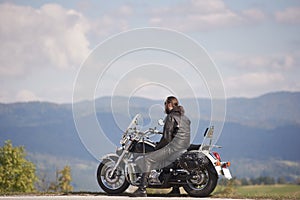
[155,106,190,150]
[135,105,190,173]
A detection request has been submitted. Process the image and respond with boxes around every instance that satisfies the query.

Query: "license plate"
[222,168,232,179]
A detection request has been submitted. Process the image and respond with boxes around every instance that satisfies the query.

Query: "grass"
[213,184,300,199]
[146,184,300,199]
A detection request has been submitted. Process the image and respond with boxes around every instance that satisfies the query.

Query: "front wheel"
[183,162,218,197]
[96,160,129,194]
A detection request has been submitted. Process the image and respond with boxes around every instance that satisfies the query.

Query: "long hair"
[165,96,179,107]
[165,96,185,115]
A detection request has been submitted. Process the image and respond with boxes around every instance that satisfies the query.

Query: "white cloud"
[275,7,300,24]
[16,89,40,102]
[0,3,90,77]
[212,50,300,97]
[238,54,296,71]
[214,51,298,72]
[241,9,266,21]
[225,72,285,97]
[227,72,284,87]
[89,5,134,37]
[149,0,265,31]
[118,5,133,16]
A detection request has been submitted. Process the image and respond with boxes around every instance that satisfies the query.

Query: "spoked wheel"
[96,160,129,194]
[183,162,218,197]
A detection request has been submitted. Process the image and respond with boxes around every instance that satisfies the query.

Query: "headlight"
[116,147,123,156]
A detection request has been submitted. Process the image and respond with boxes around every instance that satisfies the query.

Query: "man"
[132,96,191,197]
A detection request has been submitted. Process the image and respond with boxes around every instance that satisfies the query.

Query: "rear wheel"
[96,160,129,194]
[183,162,218,197]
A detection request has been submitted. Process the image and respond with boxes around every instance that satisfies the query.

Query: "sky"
[0,0,299,103]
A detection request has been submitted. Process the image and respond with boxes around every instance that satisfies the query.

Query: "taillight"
[222,161,231,168]
[212,152,221,161]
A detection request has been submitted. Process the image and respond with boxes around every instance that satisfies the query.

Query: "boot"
[167,186,180,196]
[131,187,147,197]
[130,173,149,197]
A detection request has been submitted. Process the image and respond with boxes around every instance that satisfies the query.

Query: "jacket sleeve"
[155,114,177,150]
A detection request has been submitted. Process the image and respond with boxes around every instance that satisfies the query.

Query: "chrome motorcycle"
[96,114,232,197]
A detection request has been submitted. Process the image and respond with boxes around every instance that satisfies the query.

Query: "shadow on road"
[68,191,210,198]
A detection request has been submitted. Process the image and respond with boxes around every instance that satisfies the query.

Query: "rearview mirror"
[158,119,164,126]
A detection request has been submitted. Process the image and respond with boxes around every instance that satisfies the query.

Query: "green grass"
[146,184,300,199]
[214,184,300,199]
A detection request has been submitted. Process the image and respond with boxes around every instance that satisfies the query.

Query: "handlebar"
[120,127,161,145]
[145,128,161,134]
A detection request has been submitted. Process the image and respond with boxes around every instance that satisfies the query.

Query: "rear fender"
[202,151,231,179]
[186,150,217,175]
[200,151,218,175]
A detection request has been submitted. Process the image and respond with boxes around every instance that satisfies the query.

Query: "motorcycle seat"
[187,144,201,151]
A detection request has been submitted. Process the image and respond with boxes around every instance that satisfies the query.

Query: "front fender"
[100,153,126,168]
[100,153,119,163]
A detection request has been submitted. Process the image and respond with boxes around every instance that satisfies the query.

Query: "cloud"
[225,72,285,97]
[241,8,266,22]
[275,7,300,24]
[214,51,298,72]
[118,5,134,16]
[238,54,296,71]
[0,3,90,77]
[16,89,40,102]
[89,5,134,37]
[149,0,265,31]
[213,51,300,97]
[227,72,284,87]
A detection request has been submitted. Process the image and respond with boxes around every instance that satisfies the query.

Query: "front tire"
[96,160,129,194]
[183,162,218,197]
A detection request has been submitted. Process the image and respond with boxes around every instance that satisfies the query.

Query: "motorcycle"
[96,114,232,197]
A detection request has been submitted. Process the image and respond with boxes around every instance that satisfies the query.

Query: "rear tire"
[183,162,218,197]
[96,160,129,194]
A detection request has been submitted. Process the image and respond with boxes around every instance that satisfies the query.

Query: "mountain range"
[0,91,299,190]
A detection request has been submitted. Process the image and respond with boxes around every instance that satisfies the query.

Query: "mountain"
[0,91,300,190]
[0,102,90,159]
[226,91,300,128]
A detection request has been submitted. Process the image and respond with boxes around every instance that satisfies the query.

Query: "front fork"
[108,149,128,178]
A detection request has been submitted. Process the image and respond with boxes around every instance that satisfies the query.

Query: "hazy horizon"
[0,90,298,104]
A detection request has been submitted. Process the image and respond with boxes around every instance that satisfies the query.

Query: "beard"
[165,107,171,114]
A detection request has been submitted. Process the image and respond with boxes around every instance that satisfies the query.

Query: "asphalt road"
[0,195,248,200]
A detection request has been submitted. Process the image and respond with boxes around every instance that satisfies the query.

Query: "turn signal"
[222,161,231,168]
[226,161,231,167]
[215,161,221,166]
